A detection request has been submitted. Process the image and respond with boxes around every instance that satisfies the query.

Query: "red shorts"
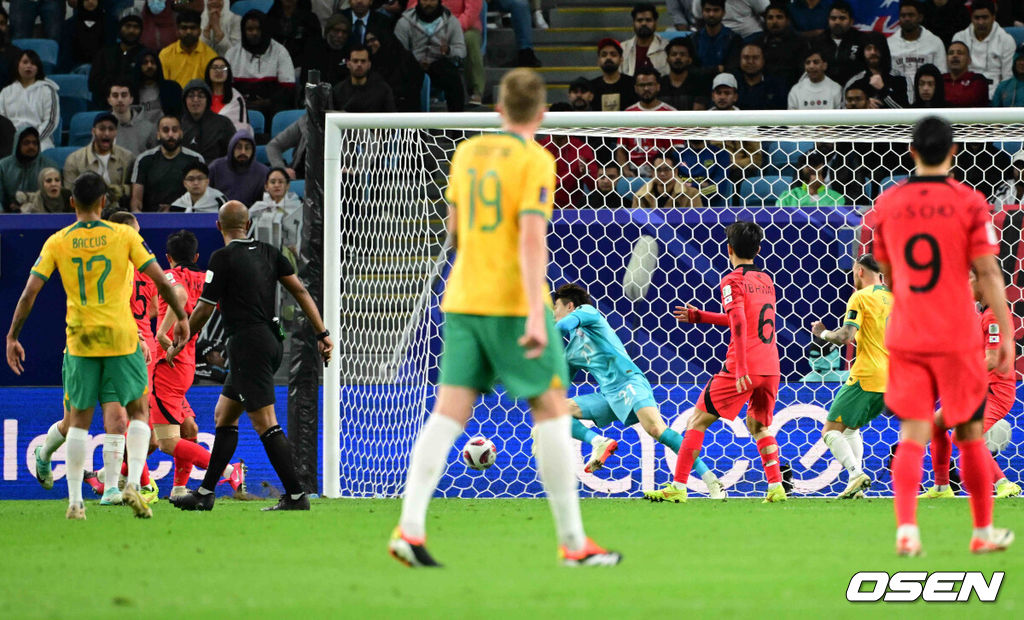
[886,349,987,427]
[698,373,779,426]
[149,359,195,425]
[983,391,1013,432]
[144,336,160,378]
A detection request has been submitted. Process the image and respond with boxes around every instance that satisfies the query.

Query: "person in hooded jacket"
[59,0,108,72]
[0,51,59,151]
[911,62,947,107]
[226,10,296,116]
[205,57,250,131]
[301,13,352,86]
[0,126,56,212]
[266,0,322,74]
[132,48,184,121]
[208,128,268,205]
[90,14,143,107]
[991,45,1024,107]
[180,78,236,162]
[844,32,908,108]
[394,0,466,111]
[0,113,14,158]
[365,29,424,112]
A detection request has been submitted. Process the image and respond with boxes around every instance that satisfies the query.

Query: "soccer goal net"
[322,108,1024,499]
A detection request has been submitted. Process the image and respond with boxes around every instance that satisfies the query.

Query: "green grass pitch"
[0,497,1021,618]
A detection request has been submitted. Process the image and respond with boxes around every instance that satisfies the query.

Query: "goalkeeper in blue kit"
[552,284,725,499]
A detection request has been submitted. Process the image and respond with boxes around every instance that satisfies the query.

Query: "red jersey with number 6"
[721,266,780,376]
[157,265,205,367]
[873,176,998,353]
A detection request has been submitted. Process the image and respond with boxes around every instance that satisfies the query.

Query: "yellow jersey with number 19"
[441,132,557,317]
[31,220,156,357]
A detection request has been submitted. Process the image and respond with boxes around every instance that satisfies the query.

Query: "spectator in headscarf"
[20,167,72,213]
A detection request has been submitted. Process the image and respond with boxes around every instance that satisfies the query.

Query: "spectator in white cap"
[787,48,842,109]
[992,150,1024,209]
[710,73,740,109]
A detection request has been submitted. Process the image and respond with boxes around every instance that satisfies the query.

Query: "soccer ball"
[984,419,1012,454]
[462,436,497,470]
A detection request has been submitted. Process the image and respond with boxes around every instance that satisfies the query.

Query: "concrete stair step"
[487,27,631,47]
[531,45,595,67]
[486,65,599,86]
[549,6,634,29]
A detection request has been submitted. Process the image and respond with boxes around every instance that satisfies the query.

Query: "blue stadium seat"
[769,141,814,170]
[270,109,304,137]
[480,2,488,56]
[248,110,265,134]
[998,141,1023,155]
[42,146,78,170]
[614,176,646,199]
[420,74,432,112]
[71,63,91,76]
[69,110,104,147]
[255,144,269,165]
[1007,26,1024,49]
[50,74,89,100]
[878,175,907,193]
[289,179,305,199]
[59,97,89,145]
[661,29,693,40]
[231,0,273,15]
[12,39,58,73]
[738,175,793,206]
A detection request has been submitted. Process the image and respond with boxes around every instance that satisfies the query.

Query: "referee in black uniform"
[169,201,333,511]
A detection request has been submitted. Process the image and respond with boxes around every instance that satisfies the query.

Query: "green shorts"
[827,381,886,429]
[439,310,570,400]
[62,346,148,410]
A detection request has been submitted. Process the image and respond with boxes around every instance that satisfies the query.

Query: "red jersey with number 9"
[873,176,998,353]
[721,266,780,376]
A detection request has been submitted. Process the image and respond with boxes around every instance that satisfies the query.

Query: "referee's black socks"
[260,425,304,498]
[198,426,240,495]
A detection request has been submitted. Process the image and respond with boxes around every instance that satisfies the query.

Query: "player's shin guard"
[959,439,994,529]
[102,434,125,493]
[931,426,952,486]
[824,430,860,476]
[399,414,463,540]
[893,440,926,527]
[260,425,303,497]
[172,439,211,486]
[534,416,586,553]
[200,426,239,493]
[125,420,150,488]
[673,429,705,485]
[65,427,89,504]
[756,436,782,484]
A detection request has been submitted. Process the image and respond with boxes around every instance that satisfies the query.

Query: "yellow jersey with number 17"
[441,132,557,317]
[31,220,156,357]
[843,284,892,393]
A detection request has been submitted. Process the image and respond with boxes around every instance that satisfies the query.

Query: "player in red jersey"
[872,116,1014,556]
[150,230,243,499]
[921,270,1021,500]
[643,221,785,504]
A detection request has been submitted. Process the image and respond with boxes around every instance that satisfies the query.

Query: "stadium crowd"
[0,0,1023,213]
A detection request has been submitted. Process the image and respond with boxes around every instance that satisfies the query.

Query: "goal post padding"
[322,109,1024,499]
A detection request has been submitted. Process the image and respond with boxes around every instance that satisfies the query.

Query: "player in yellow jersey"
[389,69,621,568]
[5,172,187,520]
[810,254,892,499]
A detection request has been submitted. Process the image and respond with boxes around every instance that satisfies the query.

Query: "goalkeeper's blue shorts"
[573,380,657,428]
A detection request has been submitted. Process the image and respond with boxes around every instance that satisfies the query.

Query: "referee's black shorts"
[222,325,283,412]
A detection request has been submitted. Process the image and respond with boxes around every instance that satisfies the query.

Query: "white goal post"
[322,108,1024,500]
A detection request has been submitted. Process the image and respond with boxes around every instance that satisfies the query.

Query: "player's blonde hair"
[498,68,546,124]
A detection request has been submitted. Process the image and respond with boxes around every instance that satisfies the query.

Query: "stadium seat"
[71,63,91,76]
[480,2,488,56]
[420,74,432,112]
[661,29,693,40]
[290,179,305,199]
[255,144,269,165]
[50,74,89,100]
[59,97,90,145]
[12,39,58,73]
[42,146,78,170]
[248,110,265,135]
[769,141,814,170]
[998,141,1023,155]
[270,109,304,137]
[1007,26,1024,48]
[230,0,273,15]
[878,175,907,193]
[738,175,793,206]
[614,176,646,200]
[69,110,104,147]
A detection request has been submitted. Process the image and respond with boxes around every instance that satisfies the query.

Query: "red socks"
[119,461,151,486]
[756,436,782,484]
[930,426,952,486]
[172,439,212,487]
[990,452,1007,482]
[958,438,994,529]
[673,429,705,484]
[893,440,925,527]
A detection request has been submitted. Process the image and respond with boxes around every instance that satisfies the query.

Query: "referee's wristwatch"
[317,329,331,342]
